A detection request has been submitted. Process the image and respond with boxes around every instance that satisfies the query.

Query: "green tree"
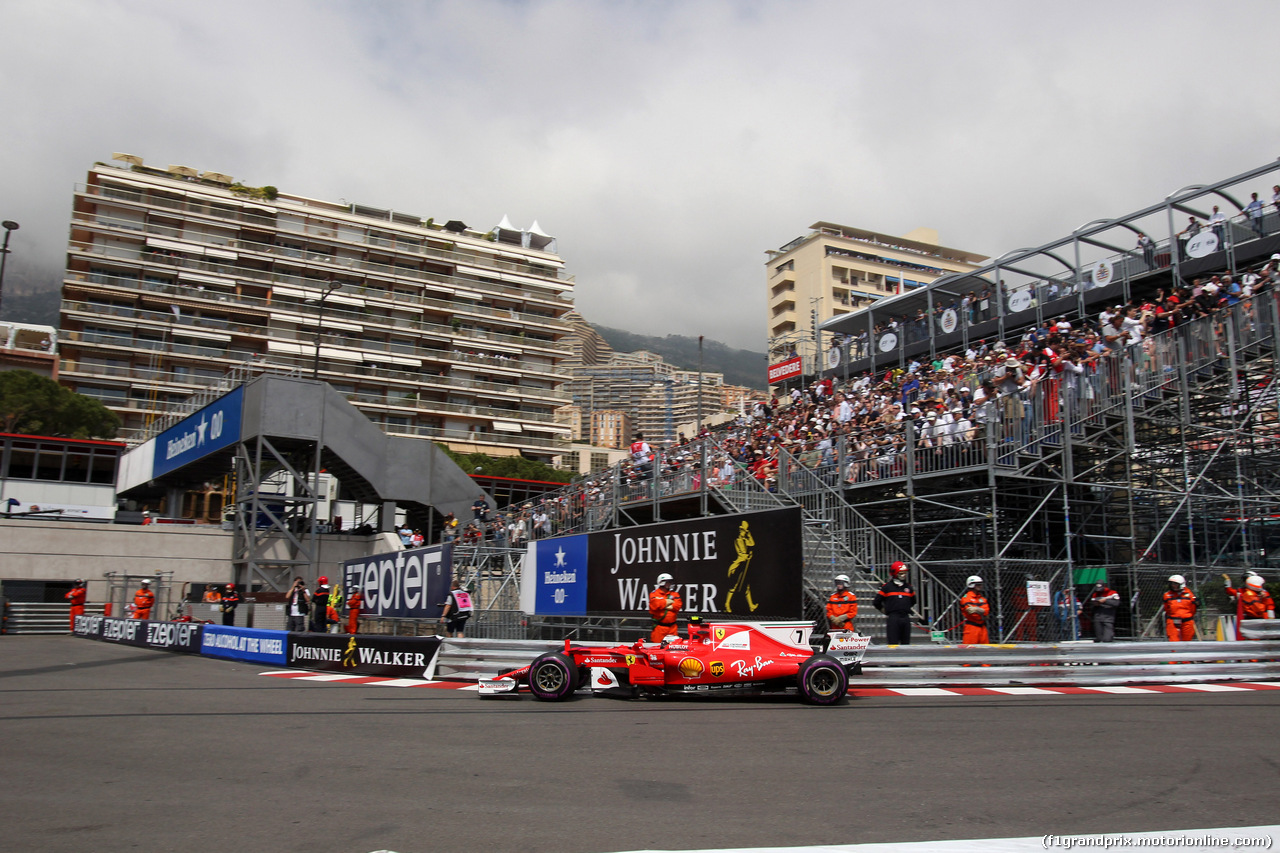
[435,445,574,484]
[0,370,120,438]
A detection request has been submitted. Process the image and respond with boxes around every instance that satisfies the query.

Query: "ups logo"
[709,660,725,678]
[714,627,726,641]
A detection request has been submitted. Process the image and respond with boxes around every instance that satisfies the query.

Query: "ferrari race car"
[478,618,870,705]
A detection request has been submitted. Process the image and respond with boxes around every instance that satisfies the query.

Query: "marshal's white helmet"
[1246,576,1265,590]
[1245,570,1262,580]
[1168,574,1185,586]
[834,574,851,588]
[656,572,674,587]
[966,575,983,587]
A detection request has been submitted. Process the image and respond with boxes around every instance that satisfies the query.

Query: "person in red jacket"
[959,575,990,644]
[131,580,155,620]
[826,574,858,632]
[346,586,363,635]
[65,579,87,631]
[648,572,682,643]
[1162,574,1197,641]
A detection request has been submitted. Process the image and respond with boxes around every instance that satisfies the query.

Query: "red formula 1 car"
[478,618,870,705]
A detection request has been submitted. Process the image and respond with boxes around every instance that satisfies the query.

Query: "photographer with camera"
[285,577,310,633]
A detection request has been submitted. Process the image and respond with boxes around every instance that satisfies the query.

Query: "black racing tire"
[527,652,579,701]
[796,654,849,705]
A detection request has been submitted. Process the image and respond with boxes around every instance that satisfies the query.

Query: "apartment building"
[58,156,575,461]
[766,222,986,367]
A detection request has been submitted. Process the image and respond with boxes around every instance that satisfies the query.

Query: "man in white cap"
[648,572,682,643]
[131,579,155,620]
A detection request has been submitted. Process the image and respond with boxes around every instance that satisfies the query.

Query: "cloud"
[3,0,1280,349]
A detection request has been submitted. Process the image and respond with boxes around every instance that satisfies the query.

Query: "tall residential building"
[58,156,575,461]
[765,222,986,366]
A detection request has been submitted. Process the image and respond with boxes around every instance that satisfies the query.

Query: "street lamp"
[310,282,343,379]
[0,220,19,316]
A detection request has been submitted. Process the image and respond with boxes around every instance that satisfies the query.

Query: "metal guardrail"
[434,637,1280,688]
[3,603,107,634]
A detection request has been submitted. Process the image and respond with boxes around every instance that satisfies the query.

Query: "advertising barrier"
[73,614,104,639]
[199,625,288,665]
[524,508,804,619]
[342,544,452,619]
[287,633,444,679]
[100,617,202,653]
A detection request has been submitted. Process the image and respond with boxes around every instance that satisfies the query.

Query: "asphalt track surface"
[2,637,1279,853]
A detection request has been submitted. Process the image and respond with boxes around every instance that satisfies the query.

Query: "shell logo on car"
[678,657,704,678]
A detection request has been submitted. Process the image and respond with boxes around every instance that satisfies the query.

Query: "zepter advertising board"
[342,544,452,619]
[525,508,804,619]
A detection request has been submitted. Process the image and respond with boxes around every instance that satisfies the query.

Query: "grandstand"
[475,159,1280,645]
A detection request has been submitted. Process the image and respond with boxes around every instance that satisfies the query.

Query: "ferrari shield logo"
[709,660,725,678]
[714,627,726,641]
[625,654,637,666]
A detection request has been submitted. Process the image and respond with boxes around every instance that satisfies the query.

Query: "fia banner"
[525,508,804,619]
[342,544,452,618]
[199,625,288,664]
[287,633,443,678]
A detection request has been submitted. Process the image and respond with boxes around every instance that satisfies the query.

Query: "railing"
[63,260,571,357]
[77,180,575,283]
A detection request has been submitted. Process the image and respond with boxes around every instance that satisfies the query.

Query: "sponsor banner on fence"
[152,385,244,479]
[73,614,104,639]
[767,356,802,384]
[287,633,443,678]
[199,625,288,665]
[342,544,452,619]
[97,617,202,653]
[525,508,804,619]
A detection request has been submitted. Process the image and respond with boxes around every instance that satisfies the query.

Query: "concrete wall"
[0,518,384,606]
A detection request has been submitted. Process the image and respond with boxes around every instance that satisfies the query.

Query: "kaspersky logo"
[709,660,725,678]
[343,637,358,668]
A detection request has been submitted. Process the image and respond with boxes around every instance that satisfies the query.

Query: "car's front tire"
[527,652,579,701]
[797,654,848,705]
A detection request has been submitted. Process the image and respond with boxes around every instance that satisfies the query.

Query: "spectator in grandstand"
[1246,192,1266,237]
[531,506,550,540]
[1177,215,1202,259]
[1209,205,1227,247]
[440,513,459,544]
[471,496,489,523]
[1137,231,1155,268]
[285,578,309,632]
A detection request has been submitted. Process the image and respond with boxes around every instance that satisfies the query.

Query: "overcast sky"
[3,0,1279,350]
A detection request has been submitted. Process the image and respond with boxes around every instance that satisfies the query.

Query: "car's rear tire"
[527,652,578,701]
[797,654,848,705]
